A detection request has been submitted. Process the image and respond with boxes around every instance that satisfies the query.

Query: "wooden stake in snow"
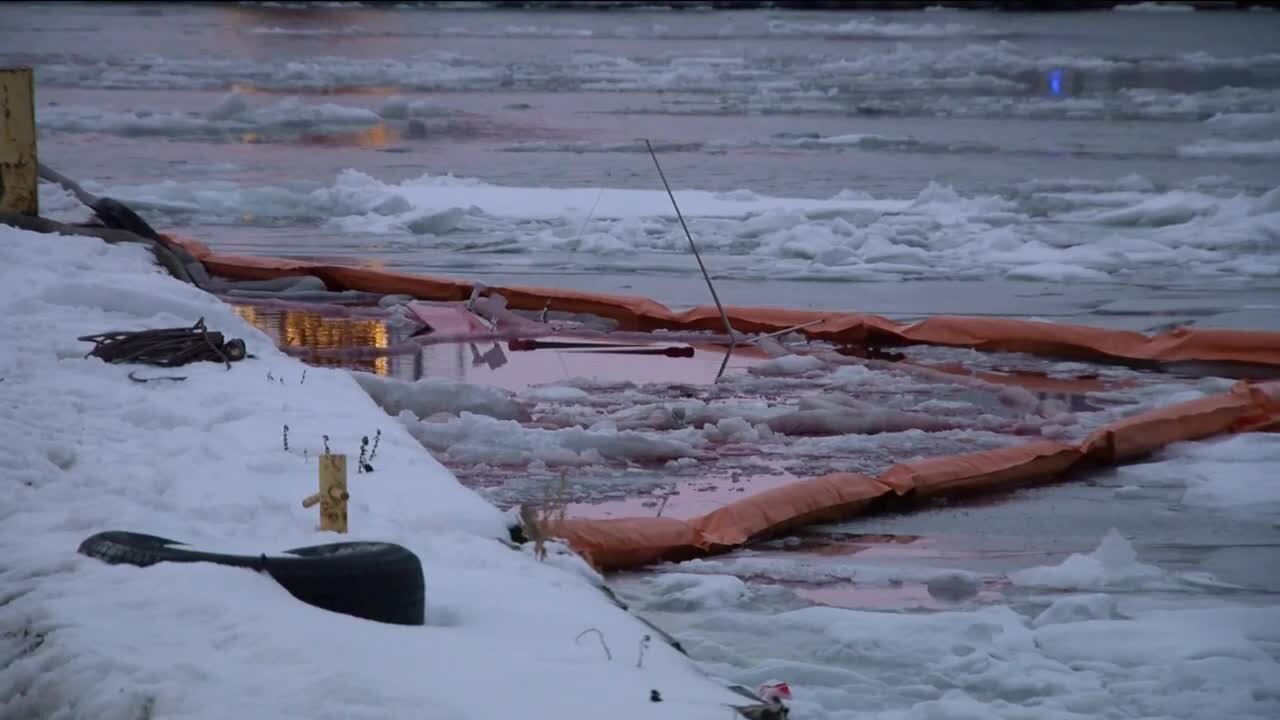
[0,67,38,216]
[302,454,349,533]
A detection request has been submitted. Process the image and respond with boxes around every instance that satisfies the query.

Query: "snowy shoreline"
[0,225,753,719]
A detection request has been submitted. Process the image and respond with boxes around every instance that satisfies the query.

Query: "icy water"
[6,1,1280,320]
[8,4,1280,718]
[233,301,1280,719]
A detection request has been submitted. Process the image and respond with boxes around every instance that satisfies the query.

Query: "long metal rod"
[643,139,737,352]
[743,319,824,345]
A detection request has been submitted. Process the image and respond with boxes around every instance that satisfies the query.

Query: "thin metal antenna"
[642,138,737,381]
[743,318,824,345]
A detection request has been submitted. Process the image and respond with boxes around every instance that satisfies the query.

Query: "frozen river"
[5,3,1278,718]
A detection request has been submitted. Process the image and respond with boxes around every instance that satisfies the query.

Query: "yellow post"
[0,67,37,216]
[301,454,349,533]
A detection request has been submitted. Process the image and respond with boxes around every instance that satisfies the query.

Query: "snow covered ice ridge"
[0,225,754,719]
[27,43,1280,119]
[61,170,1280,285]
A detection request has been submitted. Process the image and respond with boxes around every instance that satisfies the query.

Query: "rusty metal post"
[302,454,349,533]
[0,67,37,216]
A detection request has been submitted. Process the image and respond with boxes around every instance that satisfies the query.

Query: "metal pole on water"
[642,139,738,382]
[0,67,38,216]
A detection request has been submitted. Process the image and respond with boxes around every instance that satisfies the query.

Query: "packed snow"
[0,225,753,719]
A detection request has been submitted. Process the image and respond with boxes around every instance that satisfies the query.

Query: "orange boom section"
[550,380,1279,571]
[163,238,1280,571]
[167,236,1280,370]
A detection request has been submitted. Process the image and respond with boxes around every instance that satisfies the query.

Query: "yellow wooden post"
[301,454,349,533]
[0,67,37,216]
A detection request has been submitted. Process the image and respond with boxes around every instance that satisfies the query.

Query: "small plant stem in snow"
[576,628,612,661]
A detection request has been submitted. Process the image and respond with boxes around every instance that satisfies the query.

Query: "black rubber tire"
[78,531,425,626]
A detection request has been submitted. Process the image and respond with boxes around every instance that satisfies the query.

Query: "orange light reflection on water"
[233,305,392,376]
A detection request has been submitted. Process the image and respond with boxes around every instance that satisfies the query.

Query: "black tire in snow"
[77,531,425,626]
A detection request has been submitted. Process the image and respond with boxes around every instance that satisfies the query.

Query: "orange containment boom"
[160,238,1280,571]
[166,236,1280,370]
[550,380,1280,571]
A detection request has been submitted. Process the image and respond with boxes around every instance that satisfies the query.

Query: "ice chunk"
[1086,191,1224,226]
[829,364,876,385]
[1034,611,1274,669]
[748,354,826,377]
[1006,262,1111,282]
[1178,139,1280,160]
[406,207,468,235]
[640,573,750,612]
[1181,461,1280,510]
[352,372,531,422]
[1205,111,1280,138]
[925,572,980,602]
[1032,594,1119,627]
[405,413,704,466]
[1118,435,1280,513]
[527,385,591,403]
[1009,529,1164,589]
[701,417,761,444]
[205,91,249,121]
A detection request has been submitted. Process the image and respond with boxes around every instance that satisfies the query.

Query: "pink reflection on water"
[567,472,803,520]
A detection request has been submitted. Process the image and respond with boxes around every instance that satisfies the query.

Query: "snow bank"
[0,225,745,719]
